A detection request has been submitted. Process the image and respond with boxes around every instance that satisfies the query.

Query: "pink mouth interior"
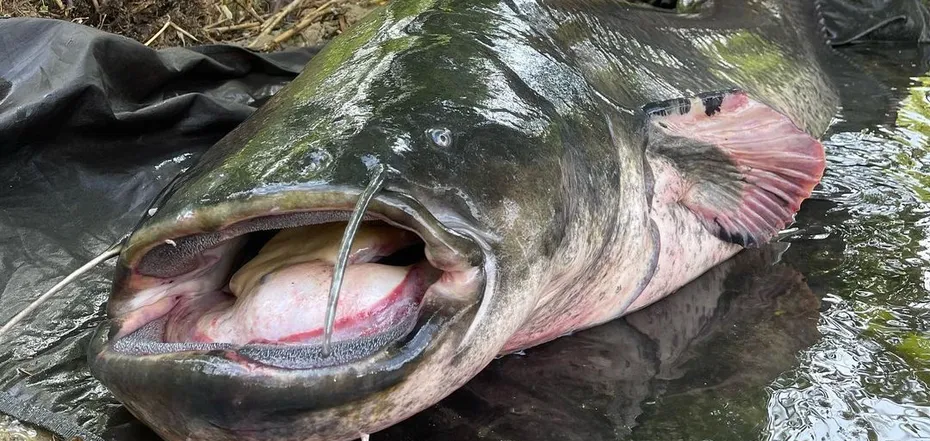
[136,222,441,346]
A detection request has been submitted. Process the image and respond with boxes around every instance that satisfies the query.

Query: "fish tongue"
[224,261,415,344]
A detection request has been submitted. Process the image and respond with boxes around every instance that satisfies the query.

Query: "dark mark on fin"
[714,217,755,248]
[701,94,723,116]
[645,90,826,247]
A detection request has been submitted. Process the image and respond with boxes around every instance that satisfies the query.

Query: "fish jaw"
[87,190,524,441]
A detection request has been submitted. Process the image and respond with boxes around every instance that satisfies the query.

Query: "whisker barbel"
[0,241,123,339]
[322,163,387,356]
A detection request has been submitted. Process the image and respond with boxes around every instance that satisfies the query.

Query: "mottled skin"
[88,0,839,440]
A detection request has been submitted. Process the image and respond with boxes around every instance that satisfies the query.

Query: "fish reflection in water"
[379,244,821,441]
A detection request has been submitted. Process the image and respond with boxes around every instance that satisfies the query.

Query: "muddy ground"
[1,0,383,49]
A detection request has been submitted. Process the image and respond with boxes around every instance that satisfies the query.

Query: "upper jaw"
[119,189,483,283]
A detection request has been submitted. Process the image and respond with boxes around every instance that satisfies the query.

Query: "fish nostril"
[630,0,705,13]
[427,128,453,148]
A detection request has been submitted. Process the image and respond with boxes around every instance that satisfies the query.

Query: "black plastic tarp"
[0,18,317,440]
[0,3,928,439]
[817,0,930,45]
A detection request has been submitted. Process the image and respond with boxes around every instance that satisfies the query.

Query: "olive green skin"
[88,0,839,440]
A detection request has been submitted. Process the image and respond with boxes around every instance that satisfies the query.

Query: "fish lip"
[95,187,487,369]
[87,300,479,417]
[120,188,483,282]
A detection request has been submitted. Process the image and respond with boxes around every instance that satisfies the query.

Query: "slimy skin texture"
[88,0,839,440]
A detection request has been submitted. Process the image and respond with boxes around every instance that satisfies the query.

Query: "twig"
[271,0,335,46]
[170,21,200,42]
[208,21,262,32]
[205,17,231,29]
[248,0,305,48]
[144,17,172,46]
[233,0,264,22]
[248,4,266,20]
[261,0,302,32]
[53,0,64,10]
[219,4,234,20]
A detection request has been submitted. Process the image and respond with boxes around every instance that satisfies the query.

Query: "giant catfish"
[88,0,838,439]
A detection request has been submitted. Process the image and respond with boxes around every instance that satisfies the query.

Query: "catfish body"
[88,0,837,440]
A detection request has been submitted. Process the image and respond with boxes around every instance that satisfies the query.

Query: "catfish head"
[88,2,572,440]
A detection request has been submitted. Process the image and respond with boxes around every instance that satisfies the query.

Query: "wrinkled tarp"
[816,0,930,45]
[0,18,317,441]
[0,3,928,439]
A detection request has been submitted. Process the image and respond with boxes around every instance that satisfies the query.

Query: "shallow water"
[758,47,930,441]
[4,45,930,441]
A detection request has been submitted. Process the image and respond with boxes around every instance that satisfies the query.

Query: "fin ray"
[646,90,826,247]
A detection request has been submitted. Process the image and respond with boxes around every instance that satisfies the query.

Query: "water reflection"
[379,245,820,440]
[761,45,930,441]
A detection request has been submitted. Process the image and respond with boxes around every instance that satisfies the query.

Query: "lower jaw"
[112,303,427,370]
[87,298,481,441]
[88,297,475,415]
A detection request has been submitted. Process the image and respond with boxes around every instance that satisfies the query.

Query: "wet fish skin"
[88,0,839,440]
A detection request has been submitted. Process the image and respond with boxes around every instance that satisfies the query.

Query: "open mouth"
[106,207,484,370]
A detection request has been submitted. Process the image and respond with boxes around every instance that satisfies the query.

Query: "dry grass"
[0,0,385,49]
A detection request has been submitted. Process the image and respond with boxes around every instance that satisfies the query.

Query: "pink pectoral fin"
[646,90,827,247]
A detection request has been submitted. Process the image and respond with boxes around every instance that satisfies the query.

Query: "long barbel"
[322,164,387,356]
[0,240,124,339]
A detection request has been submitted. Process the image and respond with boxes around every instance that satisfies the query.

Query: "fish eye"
[427,128,453,148]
